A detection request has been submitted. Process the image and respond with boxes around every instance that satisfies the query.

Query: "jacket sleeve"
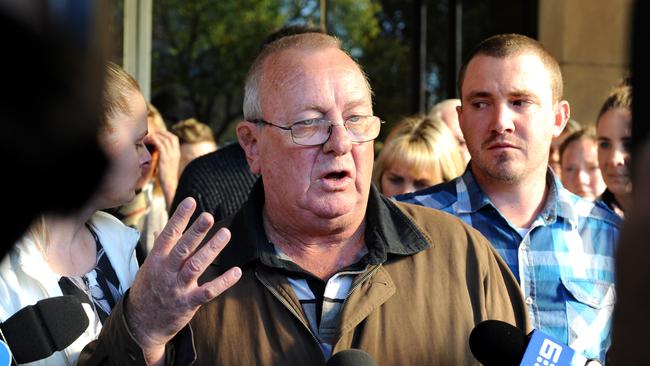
[77,292,196,366]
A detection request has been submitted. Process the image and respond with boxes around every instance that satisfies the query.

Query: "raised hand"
[146,130,180,210]
[124,197,242,365]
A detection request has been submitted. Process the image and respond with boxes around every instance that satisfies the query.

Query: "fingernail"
[180,198,193,210]
[232,267,242,279]
[217,229,228,241]
[198,216,211,230]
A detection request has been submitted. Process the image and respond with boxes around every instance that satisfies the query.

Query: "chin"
[308,196,359,220]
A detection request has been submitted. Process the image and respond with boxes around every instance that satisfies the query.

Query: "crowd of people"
[0,14,635,366]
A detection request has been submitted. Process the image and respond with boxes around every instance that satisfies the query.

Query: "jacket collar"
[214,178,430,272]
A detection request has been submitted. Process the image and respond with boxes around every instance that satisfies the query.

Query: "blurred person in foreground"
[0,63,150,365]
[79,32,528,366]
[559,128,606,200]
[171,118,217,177]
[609,4,649,361]
[0,1,108,257]
[373,114,465,196]
[400,33,620,362]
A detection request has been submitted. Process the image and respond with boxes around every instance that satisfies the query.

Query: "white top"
[0,211,139,366]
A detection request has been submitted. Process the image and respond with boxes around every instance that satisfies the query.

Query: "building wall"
[539,0,632,126]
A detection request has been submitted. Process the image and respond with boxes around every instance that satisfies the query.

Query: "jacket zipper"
[254,272,322,347]
[255,264,382,348]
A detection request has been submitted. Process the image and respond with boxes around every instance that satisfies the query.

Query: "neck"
[473,167,549,228]
[42,206,98,277]
[262,207,366,281]
[613,190,631,214]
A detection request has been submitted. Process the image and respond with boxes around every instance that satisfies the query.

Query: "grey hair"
[243,33,372,121]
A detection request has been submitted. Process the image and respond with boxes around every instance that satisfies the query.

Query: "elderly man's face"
[246,47,375,224]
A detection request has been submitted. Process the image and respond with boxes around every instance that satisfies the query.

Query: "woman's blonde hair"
[101,62,142,132]
[373,115,465,191]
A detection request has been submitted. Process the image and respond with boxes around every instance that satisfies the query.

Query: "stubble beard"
[479,152,523,185]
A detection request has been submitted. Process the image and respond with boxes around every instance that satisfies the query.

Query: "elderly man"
[400,34,620,363]
[80,33,528,366]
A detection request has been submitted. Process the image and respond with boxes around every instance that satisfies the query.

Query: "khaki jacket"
[80,182,529,365]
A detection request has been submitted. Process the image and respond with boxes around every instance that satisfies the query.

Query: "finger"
[188,266,242,307]
[167,212,214,270]
[151,197,196,256]
[178,227,231,285]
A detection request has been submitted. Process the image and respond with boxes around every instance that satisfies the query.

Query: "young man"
[400,34,621,363]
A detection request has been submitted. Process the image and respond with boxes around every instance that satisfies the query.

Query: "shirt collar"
[454,164,493,214]
[213,178,430,272]
[455,164,577,226]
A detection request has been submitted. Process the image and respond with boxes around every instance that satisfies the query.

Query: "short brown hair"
[457,34,563,102]
[171,118,216,144]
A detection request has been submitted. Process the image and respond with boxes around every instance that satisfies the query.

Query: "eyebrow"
[466,89,538,100]
[466,91,492,99]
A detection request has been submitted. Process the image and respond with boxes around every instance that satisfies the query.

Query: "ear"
[552,100,570,138]
[456,104,464,131]
[236,121,262,174]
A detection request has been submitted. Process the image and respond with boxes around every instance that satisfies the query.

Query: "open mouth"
[325,171,348,180]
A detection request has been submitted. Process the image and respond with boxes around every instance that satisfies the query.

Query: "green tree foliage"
[151,0,381,142]
[151,0,536,142]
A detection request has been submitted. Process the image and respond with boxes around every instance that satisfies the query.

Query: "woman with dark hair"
[596,79,632,218]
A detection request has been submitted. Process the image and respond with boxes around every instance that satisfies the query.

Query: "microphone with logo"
[469,320,602,366]
[327,349,378,366]
[0,296,88,365]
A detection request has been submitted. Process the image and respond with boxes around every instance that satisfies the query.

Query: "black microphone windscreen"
[0,295,88,363]
[327,349,377,366]
[469,320,526,366]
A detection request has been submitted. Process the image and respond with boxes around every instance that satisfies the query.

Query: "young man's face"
[458,53,568,185]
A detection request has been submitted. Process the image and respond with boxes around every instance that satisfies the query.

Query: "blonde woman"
[373,115,465,196]
[0,63,151,365]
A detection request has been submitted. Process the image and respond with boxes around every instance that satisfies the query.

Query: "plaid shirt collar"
[455,164,580,229]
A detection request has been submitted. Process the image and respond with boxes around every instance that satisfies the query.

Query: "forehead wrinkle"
[262,49,370,119]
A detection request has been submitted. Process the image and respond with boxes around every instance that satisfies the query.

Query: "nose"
[491,103,516,134]
[322,122,353,155]
[578,169,590,186]
[611,144,627,167]
[401,183,417,196]
[141,145,153,167]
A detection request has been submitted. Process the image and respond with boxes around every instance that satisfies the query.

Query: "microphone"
[0,296,88,364]
[469,320,601,366]
[327,349,377,366]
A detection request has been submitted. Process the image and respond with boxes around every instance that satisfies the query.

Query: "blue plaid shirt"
[398,167,621,362]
